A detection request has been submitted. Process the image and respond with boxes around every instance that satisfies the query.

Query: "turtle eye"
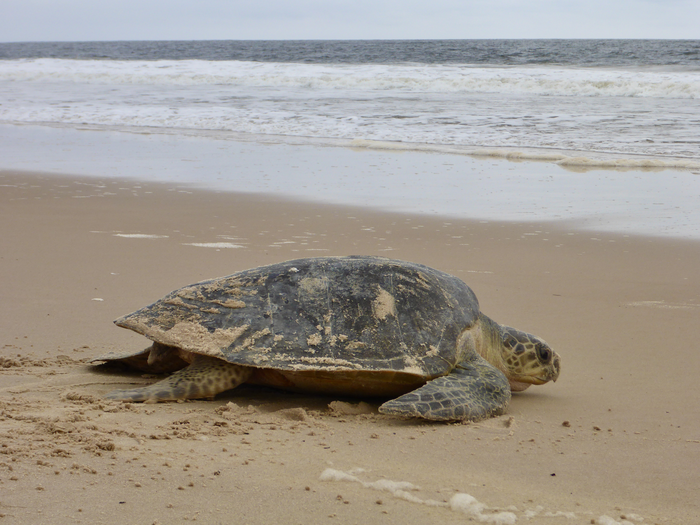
[536,344,551,363]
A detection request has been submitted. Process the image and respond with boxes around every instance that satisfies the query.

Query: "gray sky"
[1,0,698,42]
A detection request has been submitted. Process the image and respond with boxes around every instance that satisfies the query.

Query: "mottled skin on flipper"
[378,354,511,421]
[104,354,251,403]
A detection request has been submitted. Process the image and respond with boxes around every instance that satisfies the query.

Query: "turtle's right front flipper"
[378,356,511,422]
[105,355,252,402]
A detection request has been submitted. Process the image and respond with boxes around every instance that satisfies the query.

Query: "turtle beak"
[526,351,561,385]
[551,353,561,382]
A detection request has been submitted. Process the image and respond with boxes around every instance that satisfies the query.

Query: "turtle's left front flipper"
[378,356,511,422]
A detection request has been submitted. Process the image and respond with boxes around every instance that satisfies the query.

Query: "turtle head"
[496,326,561,392]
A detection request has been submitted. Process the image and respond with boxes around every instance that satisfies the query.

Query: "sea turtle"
[94,256,560,421]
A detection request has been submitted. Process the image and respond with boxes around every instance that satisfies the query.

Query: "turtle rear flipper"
[91,344,188,374]
[378,357,511,422]
[104,355,252,402]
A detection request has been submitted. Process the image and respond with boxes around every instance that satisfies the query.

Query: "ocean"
[1,40,700,238]
[1,40,699,165]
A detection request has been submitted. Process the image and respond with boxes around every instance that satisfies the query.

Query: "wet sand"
[3,124,700,239]
[1,169,699,524]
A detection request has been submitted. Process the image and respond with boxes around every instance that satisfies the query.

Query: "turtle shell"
[115,256,480,379]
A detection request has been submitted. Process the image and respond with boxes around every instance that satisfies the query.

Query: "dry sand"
[1,169,699,524]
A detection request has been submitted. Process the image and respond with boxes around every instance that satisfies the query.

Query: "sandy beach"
[1,164,699,525]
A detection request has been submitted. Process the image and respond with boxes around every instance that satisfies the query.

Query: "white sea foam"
[449,494,517,524]
[624,300,699,310]
[1,58,699,162]
[595,516,636,525]
[1,59,698,99]
[113,233,169,239]
[182,242,244,249]
[349,141,700,170]
[320,468,516,524]
[319,468,646,524]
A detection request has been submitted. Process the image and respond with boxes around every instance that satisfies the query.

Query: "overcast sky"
[1,0,698,42]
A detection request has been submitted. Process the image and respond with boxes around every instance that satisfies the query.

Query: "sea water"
[2,40,699,163]
[1,40,699,237]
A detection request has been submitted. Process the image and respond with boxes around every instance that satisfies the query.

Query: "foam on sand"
[349,140,700,170]
[182,242,244,249]
[320,468,516,524]
[320,468,649,524]
[595,516,640,525]
[113,233,169,239]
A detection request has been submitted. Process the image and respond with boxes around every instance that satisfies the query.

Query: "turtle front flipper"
[378,356,511,422]
[104,355,252,403]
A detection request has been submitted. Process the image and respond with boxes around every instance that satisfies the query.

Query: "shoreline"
[2,123,700,240]
[10,121,700,170]
[2,169,699,524]
[5,166,700,246]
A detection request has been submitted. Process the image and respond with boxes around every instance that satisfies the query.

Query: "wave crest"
[2,59,699,99]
